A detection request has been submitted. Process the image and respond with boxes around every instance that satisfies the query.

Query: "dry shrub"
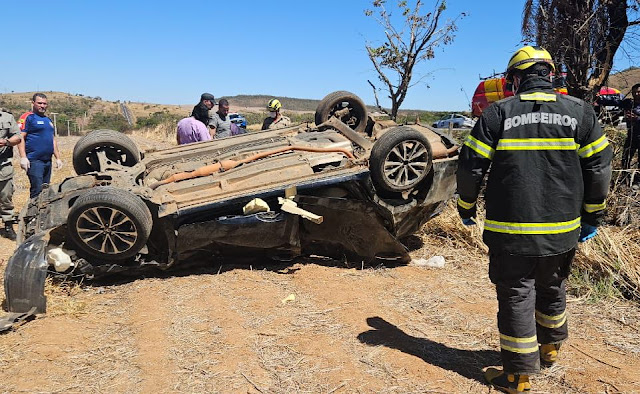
[421,186,640,303]
[417,199,487,265]
[44,277,89,317]
[574,226,640,301]
[574,163,640,301]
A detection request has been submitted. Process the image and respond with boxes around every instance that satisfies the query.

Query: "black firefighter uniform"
[456,78,613,374]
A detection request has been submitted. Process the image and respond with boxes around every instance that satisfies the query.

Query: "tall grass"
[135,122,177,144]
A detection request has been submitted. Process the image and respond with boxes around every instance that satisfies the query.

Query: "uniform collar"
[516,76,553,94]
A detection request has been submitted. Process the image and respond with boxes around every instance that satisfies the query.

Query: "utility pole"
[49,112,58,136]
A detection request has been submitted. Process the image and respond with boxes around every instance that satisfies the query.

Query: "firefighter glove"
[579,223,598,242]
[462,218,476,226]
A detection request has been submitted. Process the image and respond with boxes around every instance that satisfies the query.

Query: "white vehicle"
[432,113,476,129]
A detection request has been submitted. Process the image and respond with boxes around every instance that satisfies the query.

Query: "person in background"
[18,93,63,199]
[191,93,216,136]
[456,46,612,393]
[622,83,640,171]
[261,99,291,130]
[176,116,212,145]
[0,109,22,240]
[209,98,232,139]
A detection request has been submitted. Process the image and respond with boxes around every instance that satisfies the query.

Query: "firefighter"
[261,99,291,130]
[456,46,612,392]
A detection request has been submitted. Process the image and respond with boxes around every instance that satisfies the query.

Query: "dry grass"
[419,191,640,303]
[133,123,178,145]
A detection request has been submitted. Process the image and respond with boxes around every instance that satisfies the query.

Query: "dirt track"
[0,136,639,393]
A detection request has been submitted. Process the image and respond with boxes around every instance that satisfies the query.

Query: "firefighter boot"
[0,221,17,241]
[485,367,531,393]
[540,343,561,367]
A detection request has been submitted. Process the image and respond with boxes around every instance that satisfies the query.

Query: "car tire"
[73,129,141,175]
[315,91,368,135]
[67,187,153,261]
[369,126,433,193]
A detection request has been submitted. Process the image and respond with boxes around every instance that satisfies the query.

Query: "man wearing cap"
[191,93,216,135]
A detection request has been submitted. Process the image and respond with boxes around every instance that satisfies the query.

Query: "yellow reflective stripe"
[578,135,610,158]
[521,92,557,102]
[536,310,567,329]
[457,197,476,210]
[484,217,581,235]
[464,135,495,160]
[501,344,540,354]
[500,333,539,354]
[500,333,537,343]
[584,202,606,213]
[497,138,577,151]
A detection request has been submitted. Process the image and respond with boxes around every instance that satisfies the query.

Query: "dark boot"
[540,343,562,367]
[0,221,17,241]
[485,367,531,393]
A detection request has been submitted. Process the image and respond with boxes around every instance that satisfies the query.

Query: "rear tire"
[73,129,140,174]
[315,91,368,135]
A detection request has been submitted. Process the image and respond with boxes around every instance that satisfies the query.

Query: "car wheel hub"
[383,140,430,187]
[76,206,138,254]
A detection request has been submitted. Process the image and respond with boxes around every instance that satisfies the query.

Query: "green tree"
[522,0,640,101]
[365,0,465,120]
[89,113,130,133]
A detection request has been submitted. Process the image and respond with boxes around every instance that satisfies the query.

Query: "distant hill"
[220,95,322,112]
[606,66,640,95]
[0,91,458,133]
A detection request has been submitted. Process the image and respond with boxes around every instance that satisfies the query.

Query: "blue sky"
[1,1,636,111]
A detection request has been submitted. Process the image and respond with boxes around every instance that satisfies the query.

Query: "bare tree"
[365,0,465,120]
[522,0,640,102]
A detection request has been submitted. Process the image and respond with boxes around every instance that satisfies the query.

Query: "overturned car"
[4,91,459,314]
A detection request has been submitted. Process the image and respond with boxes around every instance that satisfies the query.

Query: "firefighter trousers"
[489,248,575,374]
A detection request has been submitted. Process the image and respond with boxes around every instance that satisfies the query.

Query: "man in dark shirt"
[191,93,216,137]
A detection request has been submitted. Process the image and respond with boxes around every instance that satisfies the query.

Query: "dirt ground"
[0,136,639,393]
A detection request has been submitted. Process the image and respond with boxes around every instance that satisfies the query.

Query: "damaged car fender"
[4,233,49,313]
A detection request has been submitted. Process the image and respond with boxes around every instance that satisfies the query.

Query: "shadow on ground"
[357,316,500,384]
[60,254,410,288]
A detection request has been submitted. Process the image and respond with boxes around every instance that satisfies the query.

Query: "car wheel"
[73,129,141,175]
[67,187,152,261]
[369,126,433,193]
[315,91,368,135]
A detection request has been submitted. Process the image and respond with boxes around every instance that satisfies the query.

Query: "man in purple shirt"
[176,116,212,145]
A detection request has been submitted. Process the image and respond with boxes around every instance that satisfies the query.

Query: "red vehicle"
[471,74,568,117]
[471,77,514,117]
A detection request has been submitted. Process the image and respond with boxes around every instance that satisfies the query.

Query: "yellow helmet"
[267,99,282,112]
[506,45,555,81]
